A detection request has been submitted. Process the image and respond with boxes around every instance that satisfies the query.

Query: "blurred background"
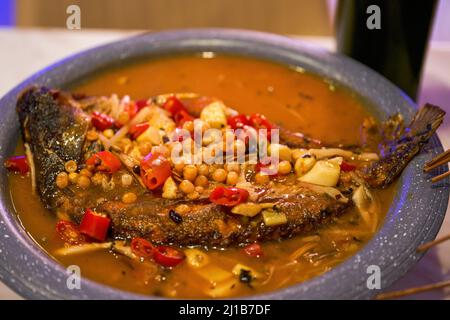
[0,0,447,41]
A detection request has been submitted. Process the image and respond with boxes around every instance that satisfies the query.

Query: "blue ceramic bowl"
[0,29,447,299]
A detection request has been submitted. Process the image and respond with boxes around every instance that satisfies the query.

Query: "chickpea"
[224,162,240,173]
[91,172,104,186]
[77,175,91,189]
[195,186,204,194]
[175,204,190,214]
[269,144,292,162]
[212,168,227,183]
[151,145,170,158]
[226,171,239,185]
[208,165,217,176]
[121,173,133,187]
[194,175,209,188]
[187,191,200,200]
[68,172,79,184]
[65,160,77,173]
[197,164,209,176]
[174,161,185,173]
[255,172,270,184]
[183,165,198,182]
[179,180,195,194]
[103,129,115,139]
[86,130,99,141]
[278,160,292,175]
[56,172,69,189]
[118,138,132,153]
[122,192,137,204]
[79,168,93,177]
[138,142,152,156]
[182,120,194,132]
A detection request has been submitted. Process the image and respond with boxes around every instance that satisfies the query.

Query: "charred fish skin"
[362,104,445,188]
[16,87,90,209]
[100,186,348,246]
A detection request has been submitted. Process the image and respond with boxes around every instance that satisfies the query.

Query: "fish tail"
[362,104,445,188]
[408,103,445,136]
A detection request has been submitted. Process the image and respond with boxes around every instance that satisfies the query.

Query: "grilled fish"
[16,87,445,247]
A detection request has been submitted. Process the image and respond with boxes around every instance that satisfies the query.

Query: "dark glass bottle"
[335,0,437,100]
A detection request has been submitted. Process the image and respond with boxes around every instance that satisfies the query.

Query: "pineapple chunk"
[162,177,178,199]
[261,209,287,226]
[231,203,263,217]
[200,101,227,129]
[299,157,342,187]
[185,248,210,268]
[197,265,233,284]
[148,106,176,133]
[294,155,316,176]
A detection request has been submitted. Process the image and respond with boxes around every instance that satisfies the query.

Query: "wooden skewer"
[423,149,450,182]
[375,280,450,300]
[425,149,450,168]
[417,233,450,252]
[431,170,450,183]
[424,157,450,172]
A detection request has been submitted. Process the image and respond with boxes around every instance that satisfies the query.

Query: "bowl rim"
[0,28,448,300]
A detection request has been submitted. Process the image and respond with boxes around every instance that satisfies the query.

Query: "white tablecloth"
[0,28,449,300]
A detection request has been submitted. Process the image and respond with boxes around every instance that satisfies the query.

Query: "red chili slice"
[153,246,185,267]
[135,99,149,110]
[174,109,194,126]
[140,152,171,190]
[91,111,115,131]
[129,123,149,140]
[163,96,194,126]
[115,102,140,128]
[227,114,250,129]
[243,243,264,258]
[124,102,138,119]
[249,113,274,140]
[4,155,29,175]
[209,187,249,207]
[340,161,357,172]
[163,96,186,116]
[79,209,111,241]
[86,151,121,174]
[131,238,154,259]
[55,220,89,245]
